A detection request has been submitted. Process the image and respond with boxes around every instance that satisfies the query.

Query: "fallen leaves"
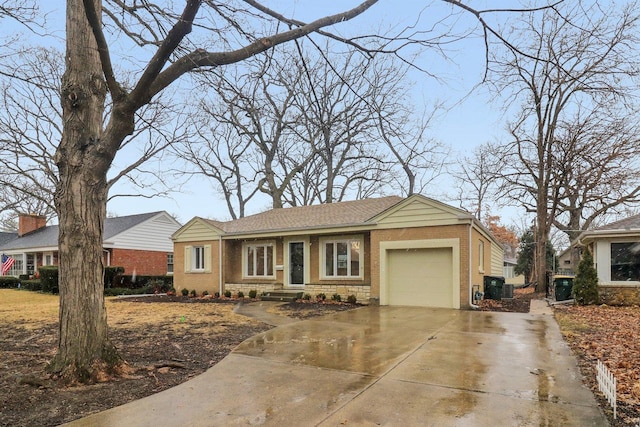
[555,304,640,425]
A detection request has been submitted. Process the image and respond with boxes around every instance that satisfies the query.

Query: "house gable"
[105,212,181,252]
[172,217,224,243]
[371,194,471,229]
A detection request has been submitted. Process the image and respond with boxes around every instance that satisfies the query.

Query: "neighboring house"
[577,213,640,305]
[172,195,504,308]
[0,212,181,277]
[503,257,525,286]
[556,247,577,275]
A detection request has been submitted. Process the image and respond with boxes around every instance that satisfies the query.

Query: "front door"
[289,242,304,286]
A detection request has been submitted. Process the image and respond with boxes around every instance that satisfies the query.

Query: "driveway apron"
[66,306,607,426]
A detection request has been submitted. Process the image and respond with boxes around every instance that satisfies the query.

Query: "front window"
[478,240,485,272]
[167,253,174,273]
[245,243,274,277]
[193,246,205,271]
[611,242,640,281]
[44,253,54,266]
[322,237,362,278]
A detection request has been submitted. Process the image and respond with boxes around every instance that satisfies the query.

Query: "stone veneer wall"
[598,285,640,306]
[224,283,371,304]
[225,283,283,296]
[304,284,370,304]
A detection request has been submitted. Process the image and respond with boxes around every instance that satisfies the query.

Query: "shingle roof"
[205,196,404,234]
[594,213,640,231]
[0,231,17,247]
[0,211,164,251]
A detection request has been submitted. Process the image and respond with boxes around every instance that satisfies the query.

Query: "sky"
[7,1,515,226]
[108,1,509,225]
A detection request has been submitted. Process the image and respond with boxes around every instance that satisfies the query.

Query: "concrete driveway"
[67,305,607,426]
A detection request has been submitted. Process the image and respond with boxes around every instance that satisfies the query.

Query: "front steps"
[261,290,303,302]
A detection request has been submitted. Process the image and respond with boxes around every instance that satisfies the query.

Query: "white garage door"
[386,247,454,307]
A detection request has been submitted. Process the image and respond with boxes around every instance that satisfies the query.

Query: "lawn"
[554,304,640,426]
[0,289,272,427]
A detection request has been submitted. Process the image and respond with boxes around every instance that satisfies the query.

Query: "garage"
[385,247,454,307]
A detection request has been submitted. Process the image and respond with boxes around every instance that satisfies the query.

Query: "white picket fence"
[596,359,616,420]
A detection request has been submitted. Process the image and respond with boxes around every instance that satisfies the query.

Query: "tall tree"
[5,0,562,382]
[51,0,380,381]
[180,46,446,217]
[0,46,187,224]
[451,143,499,220]
[489,2,640,291]
[515,228,556,284]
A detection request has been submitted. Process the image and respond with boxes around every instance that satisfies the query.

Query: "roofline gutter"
[220,222,375,239]
[469,224,479,309]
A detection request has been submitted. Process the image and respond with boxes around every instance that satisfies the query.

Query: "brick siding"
[110,248,170,276]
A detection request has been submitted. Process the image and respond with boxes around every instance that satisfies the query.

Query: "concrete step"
[261,290,303,302]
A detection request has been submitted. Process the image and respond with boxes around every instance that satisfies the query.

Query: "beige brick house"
[171,194,504,308]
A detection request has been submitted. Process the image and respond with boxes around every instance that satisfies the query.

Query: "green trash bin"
[554,276,574,301]
[483,276,505,300]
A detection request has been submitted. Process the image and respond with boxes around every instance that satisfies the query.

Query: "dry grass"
[0,289,254,333]
[0,289,59,327]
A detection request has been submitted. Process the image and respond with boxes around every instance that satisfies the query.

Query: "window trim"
[167,253,174,275]
[610,241,640,282]
[243,241,276,279]
[319,235,364,280]
[184,244,211,274]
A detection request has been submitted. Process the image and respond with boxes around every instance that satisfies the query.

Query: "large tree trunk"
[535,208,549,293]
[49,0,119,381]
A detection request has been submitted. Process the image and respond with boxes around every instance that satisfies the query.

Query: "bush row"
[2,266,173,295]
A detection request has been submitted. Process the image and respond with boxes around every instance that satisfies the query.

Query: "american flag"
[1,254,15,275]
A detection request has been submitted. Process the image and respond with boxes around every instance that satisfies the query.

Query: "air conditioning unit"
[502,284,514,299]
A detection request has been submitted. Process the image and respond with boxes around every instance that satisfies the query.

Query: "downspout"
[469,223,479,309]
[219,235,223,297]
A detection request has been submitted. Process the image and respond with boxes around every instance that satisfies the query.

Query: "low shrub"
[224,290,232,298]
[112,274,173,290]
[248,289,257,299]
[202,290,209,297]
[316,293,326,301]
[331,293,341,302]
[39,266,59,294]
[303,293,312,301]
[0,277,20,289]
[21,280,42,292]
[181,288,189,296]
[346,294,357,304]
[573,249,599,305]
[237,291,244,298]
[214,291,220,298]
[190,289,197,297]
[104,266,125,288]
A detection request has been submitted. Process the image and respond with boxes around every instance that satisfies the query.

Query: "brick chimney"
[18,213,47,237]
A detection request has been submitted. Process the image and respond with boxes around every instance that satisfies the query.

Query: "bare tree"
[489,2,640,290]
[0,47,188,222]
[52,0,381,382]
[552,112,640,243]
[2,0,558,382]
[450,143,499,220]
[180,45,445,216]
